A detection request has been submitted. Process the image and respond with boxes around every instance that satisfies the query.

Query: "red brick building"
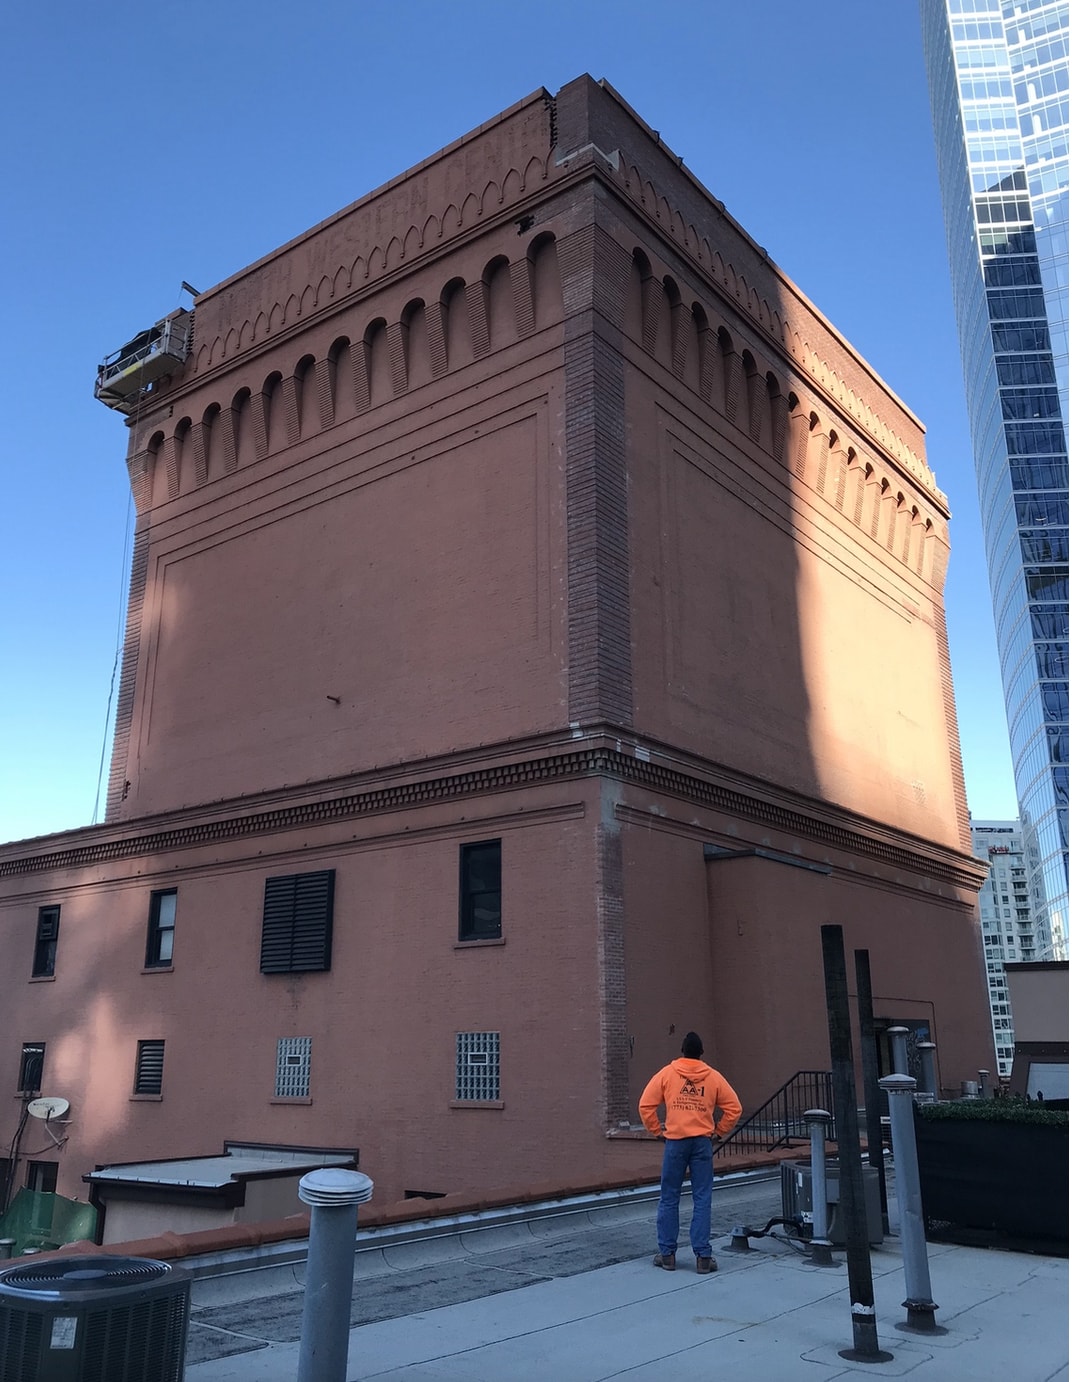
[1,77,991,1216]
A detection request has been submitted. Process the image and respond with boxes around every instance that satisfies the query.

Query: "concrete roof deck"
[176,1167,1068,1381]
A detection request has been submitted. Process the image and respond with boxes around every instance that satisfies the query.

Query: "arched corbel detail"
[742,351,764,445]
[190,410,210,485]
[126,445,155,512]
[218,396,238,474]
[694,305,715,404]
[768,375,789,462]
[465,279,491,357]
[815,430,837,498]
[718,328,743,428]
[920,517,936,582]
[387,320,408,395]
[327,339,352,419]
[831,441,851,511]
[666,277,689,379]
[873,477,891,542]
[511,252,536,337]
[252,375,277,459]
[635,250,659,354]
[425,294,449,376]
[352,335,372,412]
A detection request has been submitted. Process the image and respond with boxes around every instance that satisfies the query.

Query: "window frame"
[133,1039,165,1096]
[25,1161,58,1194]
[18,1042,46,1094]
[32,906,60,978]
[145,889,178,968]
[458,840,502,942]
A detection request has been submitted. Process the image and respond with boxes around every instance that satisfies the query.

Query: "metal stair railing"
[714,1070,835,1158]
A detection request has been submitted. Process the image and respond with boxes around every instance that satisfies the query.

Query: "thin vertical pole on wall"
[854,949,890,1233]
[822,925,892,1364]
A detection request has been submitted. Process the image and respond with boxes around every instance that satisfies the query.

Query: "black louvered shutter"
[260,870,334,973]
[134,1039,165,1095]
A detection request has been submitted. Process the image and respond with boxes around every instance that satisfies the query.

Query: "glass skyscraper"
[921,0,1068,959]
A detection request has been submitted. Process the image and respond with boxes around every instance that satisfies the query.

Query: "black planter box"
[915,1109,1068,1255]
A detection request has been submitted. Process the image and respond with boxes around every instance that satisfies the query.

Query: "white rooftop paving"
[181,1177,1069,1381]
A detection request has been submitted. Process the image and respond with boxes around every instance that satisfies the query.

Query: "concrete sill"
[449,1100,505,1110]
[453,938,505,950]
[270,1097,313,1105]
[28,975,56,983]
[129,1094,163,1102]
[141,966,174,975]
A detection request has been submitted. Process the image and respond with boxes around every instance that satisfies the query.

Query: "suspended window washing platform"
[94,308,193,414]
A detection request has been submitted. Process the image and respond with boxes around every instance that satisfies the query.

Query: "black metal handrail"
[715,1070,835,1158]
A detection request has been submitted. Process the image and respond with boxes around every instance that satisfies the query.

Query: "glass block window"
[275,1037,312,1098]
[134,1040,165,1096]
[455,1032,500,1101]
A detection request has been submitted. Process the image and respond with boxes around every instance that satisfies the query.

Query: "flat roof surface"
[87,1148,353,1189]
[182,1171,1068,1380]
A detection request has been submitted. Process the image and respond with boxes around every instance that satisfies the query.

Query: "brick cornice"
[1,738,988,891]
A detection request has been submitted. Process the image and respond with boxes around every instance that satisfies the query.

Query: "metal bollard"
[978,1069,989,1099]
[296,1168,375,1382]
[887,1027,910,1076]
[879,1075,942,1333]
[917,1043,937,1100]
[803,1110,838,1267]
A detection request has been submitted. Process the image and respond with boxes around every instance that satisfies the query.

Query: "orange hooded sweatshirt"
[639,1058,743,1141]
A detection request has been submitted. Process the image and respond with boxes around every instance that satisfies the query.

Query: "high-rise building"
[971,817,1039,1075]
[920,0,1069,960]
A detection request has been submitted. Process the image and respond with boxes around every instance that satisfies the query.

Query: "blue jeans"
[657,1135,713,1258]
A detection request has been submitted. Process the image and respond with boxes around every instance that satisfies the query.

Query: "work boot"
[696,1256,717,1274]
[652,1253,676,1271]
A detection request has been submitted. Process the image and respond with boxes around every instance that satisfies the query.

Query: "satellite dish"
[26,1096,69,1121]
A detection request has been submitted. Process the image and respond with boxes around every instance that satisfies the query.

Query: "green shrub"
[917,1098,1068,1128]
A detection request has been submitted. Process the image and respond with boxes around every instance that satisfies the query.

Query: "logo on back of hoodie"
[673,1076,706,1111]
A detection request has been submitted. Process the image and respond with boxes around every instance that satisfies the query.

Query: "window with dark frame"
[18,1043,45,1093]
[25,1161,58,1194]
[145,890,177,967]
[459,841,501,941]
[134,1040,165,1096]
[260,871,335,974]
[32,907,60,978]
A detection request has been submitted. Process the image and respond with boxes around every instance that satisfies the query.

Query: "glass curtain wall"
[920,0,1068,958]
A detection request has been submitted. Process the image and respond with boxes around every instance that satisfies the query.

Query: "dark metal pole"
[854,949,890,1233]
[822,925,892,1363]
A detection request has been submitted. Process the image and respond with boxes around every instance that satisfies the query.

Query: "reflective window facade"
[922,0,1069,958]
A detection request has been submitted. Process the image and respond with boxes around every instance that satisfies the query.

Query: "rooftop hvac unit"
[0,1255,190,1382]
[780,1158,884,1247]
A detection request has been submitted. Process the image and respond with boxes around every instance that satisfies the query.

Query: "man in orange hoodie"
[639,1031,742,1274]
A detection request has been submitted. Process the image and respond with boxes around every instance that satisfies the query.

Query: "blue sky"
[0,0,1019,842]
